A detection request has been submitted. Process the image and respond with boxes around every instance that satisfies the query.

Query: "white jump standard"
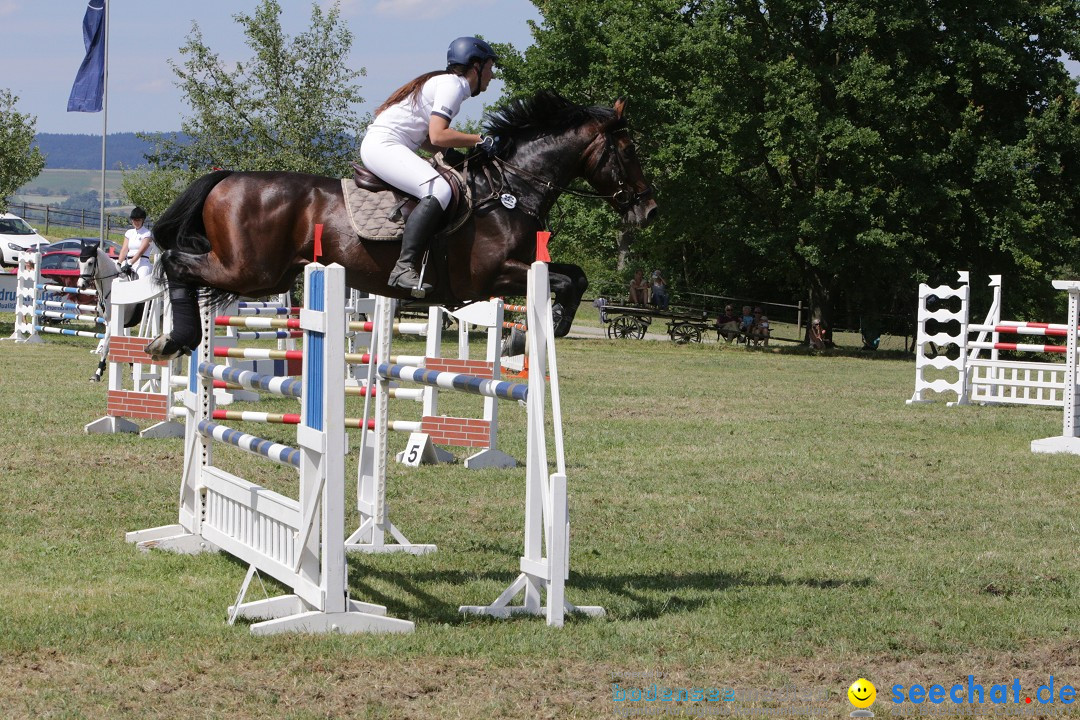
[1032,281,1080,455]
[458,262,604,625]
[127,262,413,635]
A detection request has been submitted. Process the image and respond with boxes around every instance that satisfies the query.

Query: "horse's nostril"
[644,206,659,225]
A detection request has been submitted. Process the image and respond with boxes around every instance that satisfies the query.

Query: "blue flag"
[67,0,106,112]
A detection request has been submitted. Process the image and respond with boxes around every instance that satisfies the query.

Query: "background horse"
[145,91,658,360]
[78,242,145,381]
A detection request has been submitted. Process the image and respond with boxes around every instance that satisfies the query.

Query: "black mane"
[483,91,620,145]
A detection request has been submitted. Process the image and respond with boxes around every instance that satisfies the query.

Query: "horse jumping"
[143,91,658,361]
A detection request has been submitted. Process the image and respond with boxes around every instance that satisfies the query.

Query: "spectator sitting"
[739,305,754,341]
[716,304,740,342]
[752,311,771,346]
[809,318,825,350]
[650,270,670,310]
[628,269,649,305]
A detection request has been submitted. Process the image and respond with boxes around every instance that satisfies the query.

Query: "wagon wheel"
[608,315,643,340]
[670,322,702,344]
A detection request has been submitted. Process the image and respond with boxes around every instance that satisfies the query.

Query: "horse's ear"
[614,98,627,118]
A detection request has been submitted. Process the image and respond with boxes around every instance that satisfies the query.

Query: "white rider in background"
[118,206,155,280]
[360,36,500,298]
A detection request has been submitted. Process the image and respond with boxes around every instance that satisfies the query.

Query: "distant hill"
[34,132,178,170]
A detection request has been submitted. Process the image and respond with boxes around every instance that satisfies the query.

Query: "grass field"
[14,168,125,201]
[0,315,1076,719]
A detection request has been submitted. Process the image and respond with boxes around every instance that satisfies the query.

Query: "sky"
[0,0,543,135]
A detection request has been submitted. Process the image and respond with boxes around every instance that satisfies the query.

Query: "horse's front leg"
[488,260,588,337]
[487,258,531,298]
[547,262,589,337]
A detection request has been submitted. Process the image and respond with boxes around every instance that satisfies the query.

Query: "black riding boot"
[388,196,444,298]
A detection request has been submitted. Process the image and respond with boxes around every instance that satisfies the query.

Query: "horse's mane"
[483,91,620,151]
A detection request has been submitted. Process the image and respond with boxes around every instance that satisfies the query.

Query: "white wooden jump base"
[909,272,1073,408]
[128,262,412,635]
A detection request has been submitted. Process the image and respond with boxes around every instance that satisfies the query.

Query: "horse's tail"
[153,169,233,257]
[153,169,237,321]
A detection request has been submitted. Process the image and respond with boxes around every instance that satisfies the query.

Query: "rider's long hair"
[374,65,469,116]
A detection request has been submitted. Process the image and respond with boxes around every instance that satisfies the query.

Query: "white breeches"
[130,258,152,279]
[360,132,453,210]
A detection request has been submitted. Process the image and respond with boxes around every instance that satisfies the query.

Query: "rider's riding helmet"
[447,36,498,69]
[129,206,147,220]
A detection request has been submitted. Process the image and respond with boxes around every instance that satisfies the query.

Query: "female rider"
[360,36,499,297]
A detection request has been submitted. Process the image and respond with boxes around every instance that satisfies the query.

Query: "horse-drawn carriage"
[599,301,714,344]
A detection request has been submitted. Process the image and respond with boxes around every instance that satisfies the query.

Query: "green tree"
[498,0,1080,329]
[143,0,366,177]
[120,166,198,220]
[0,89,46,213]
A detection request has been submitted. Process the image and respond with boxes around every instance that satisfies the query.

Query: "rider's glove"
[476,135,499,157]
[120,261,134,276]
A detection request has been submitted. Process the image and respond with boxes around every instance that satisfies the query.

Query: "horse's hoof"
[145,336,181,362]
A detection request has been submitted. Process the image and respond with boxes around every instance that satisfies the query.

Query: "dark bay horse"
[145,91,658,360]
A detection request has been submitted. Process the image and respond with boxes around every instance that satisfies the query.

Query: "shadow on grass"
[748,344,912,361]
[346,566,874,624]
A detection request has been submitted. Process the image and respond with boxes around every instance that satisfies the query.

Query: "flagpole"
[98,0,109,241]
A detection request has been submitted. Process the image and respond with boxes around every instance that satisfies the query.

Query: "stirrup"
[388,267,432,298]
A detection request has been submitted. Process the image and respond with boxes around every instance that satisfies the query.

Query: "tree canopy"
[0,89,46,214]
[143,1,364,172]
[496,0,1080,326]
[126,0,366,219]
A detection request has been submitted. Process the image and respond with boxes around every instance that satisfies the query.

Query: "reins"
[487,126,653,215]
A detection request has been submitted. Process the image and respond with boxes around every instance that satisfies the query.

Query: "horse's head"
[77,241,111,291]
[483,92,658,228]
[581,99,658,229]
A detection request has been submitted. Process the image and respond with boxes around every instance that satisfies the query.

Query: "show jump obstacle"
[84,274,183,438]
[908,271,1080,456]
[4,251,106,343]
[128,252,603,633]
[910,272,1074,408]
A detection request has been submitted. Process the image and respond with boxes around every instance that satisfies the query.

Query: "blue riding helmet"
[447,36,498,68]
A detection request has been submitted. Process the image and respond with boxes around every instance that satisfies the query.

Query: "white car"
[0,213,47,267]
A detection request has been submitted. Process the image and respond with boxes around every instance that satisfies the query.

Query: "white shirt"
[367,74,472,151]
[123,225,155,265]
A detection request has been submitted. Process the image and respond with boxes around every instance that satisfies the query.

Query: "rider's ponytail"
[374,70,448,116]
[374,63,474,116]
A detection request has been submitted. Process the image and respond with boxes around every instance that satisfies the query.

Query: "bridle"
[489,126,653,215]
[78,249,125,319]
[581,126,654,213]
[79,250,123,286]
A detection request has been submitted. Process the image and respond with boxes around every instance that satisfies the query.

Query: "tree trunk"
[806,267,835,345]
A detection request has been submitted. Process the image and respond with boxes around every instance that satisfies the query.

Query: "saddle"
[342,153,472,241]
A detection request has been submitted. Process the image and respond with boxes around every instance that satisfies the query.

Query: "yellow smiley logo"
[848,678,876,709]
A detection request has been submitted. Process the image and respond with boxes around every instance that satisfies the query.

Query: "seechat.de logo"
[848,678,877,717]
